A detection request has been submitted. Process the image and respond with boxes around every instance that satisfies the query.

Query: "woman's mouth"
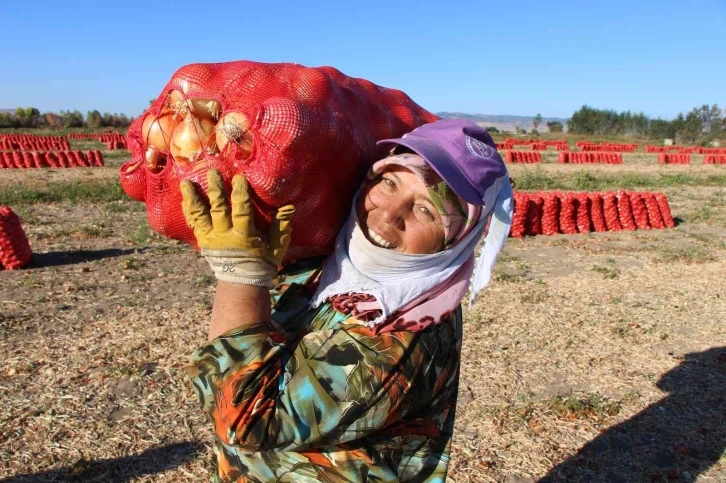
[367,227,393,249]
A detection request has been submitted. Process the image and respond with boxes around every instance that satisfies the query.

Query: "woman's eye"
[418,206,434,219]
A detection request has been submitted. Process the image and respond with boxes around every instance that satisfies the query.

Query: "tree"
[486,126,500,133]
[45,112,64,129]
[0,112,15,128]
[87,110,103,128]
[546,121,564,133]
[60,110,85,128]
[14,107,41,128]
[533,113,542,131]
[647,119,675,140]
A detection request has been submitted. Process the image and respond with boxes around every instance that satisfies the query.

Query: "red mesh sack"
[575,193,592,233]
[616,190,637,231]
[120,61,438,261]
[22,152,33,169]
[46,152,59,168]
[57,151,69,168]
[654,193,675,228]
[93,150,105,167]
[629,192,651,230]
[510,192,530,238]
[0,153,7,169]
[588,192,607,232]
[12,152,23,169]
[602,192,622,231]
[541,192,560,235]
[559,193,578,234]
[0,206,33,270]
[642,192,665,229]
[525,194,543,236]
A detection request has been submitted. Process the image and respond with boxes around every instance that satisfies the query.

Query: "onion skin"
[141,110,182,154]
[216,111,253,158]
[145,148,160,170]
[170,115,216,166]
[188,98,222,119]
[167,90,184,111]
[166,90,220,119]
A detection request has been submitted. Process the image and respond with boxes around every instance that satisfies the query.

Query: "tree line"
[567,104,724,144]
[0,107,133,129]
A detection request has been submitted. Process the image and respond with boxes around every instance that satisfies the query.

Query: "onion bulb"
[141,110,182,154]
[187,98,222,120]
[215,111,253,158]
[166,90,185,112]
[145,148,160,170]
[169,115,217,166]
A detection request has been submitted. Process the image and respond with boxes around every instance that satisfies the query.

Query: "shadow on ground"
[0,441,204,482]
[30,248,145,268]
[540,347,726,482]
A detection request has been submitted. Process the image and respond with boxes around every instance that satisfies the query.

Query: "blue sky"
[1,0,723,119]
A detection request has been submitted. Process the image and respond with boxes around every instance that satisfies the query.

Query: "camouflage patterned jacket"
[187,259,463,482]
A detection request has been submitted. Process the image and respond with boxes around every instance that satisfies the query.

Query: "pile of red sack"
[0,150,104,169]
[505,151,542,163]
[703,155,726,164]
[510,190,674,238]
[558,152,623,164]
[658,154,691,165]
[0,206,32,270]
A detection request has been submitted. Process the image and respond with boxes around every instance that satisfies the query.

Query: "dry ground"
[0,146,724,482]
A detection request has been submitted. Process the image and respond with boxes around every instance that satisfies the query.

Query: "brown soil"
[1,154,724,482]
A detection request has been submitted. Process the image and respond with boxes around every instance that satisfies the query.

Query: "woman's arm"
[208,282,271,340]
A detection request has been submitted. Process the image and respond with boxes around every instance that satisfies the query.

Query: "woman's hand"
[180,169,295,288]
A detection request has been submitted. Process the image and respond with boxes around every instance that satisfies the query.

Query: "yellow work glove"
[180,169,295,288]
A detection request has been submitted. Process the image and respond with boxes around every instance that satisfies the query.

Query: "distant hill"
[436,112,569,133]
[0,109,15,114]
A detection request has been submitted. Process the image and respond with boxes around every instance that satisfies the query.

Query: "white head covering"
[311,177,513,324]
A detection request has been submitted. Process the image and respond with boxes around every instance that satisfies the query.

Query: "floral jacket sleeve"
[187,258,463,482]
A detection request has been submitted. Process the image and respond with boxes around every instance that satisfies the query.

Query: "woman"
[181,119,513,482]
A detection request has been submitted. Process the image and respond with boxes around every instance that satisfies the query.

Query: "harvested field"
[1,145,724,482]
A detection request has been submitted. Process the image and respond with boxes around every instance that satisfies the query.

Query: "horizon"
[1,1,724,119]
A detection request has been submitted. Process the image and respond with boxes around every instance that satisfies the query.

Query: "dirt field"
[1,146,724,482]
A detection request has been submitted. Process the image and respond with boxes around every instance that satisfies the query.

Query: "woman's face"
[356,166,445,254]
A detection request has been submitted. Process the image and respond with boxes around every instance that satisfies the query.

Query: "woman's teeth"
[368,228,392,248]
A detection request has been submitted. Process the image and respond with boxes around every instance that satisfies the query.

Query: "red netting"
[575,193,592,233]
[0,206,32,270]
[629,192,651,230]
[559,193,578,234]
[588,192,607,233]
[510,192,530,238]
[642,192,665,229]
[654,193,675,228]
[525,194,543,236]
[541,193,560,236]
[120,61,438,262]
[602,192,622,232]
[616,190,637,231]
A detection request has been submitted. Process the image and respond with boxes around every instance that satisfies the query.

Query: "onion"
[188,98,222,120]
[145,148,160,170]
[216,111,253,158]
[165,89,220,120]
[141,110,182,154]
[170,115,217,166]
[166,90,185,112]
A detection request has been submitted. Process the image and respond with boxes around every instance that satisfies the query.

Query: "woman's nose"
[379,197,406,228]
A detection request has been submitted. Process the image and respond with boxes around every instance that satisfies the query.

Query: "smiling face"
[356,166,446,254]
